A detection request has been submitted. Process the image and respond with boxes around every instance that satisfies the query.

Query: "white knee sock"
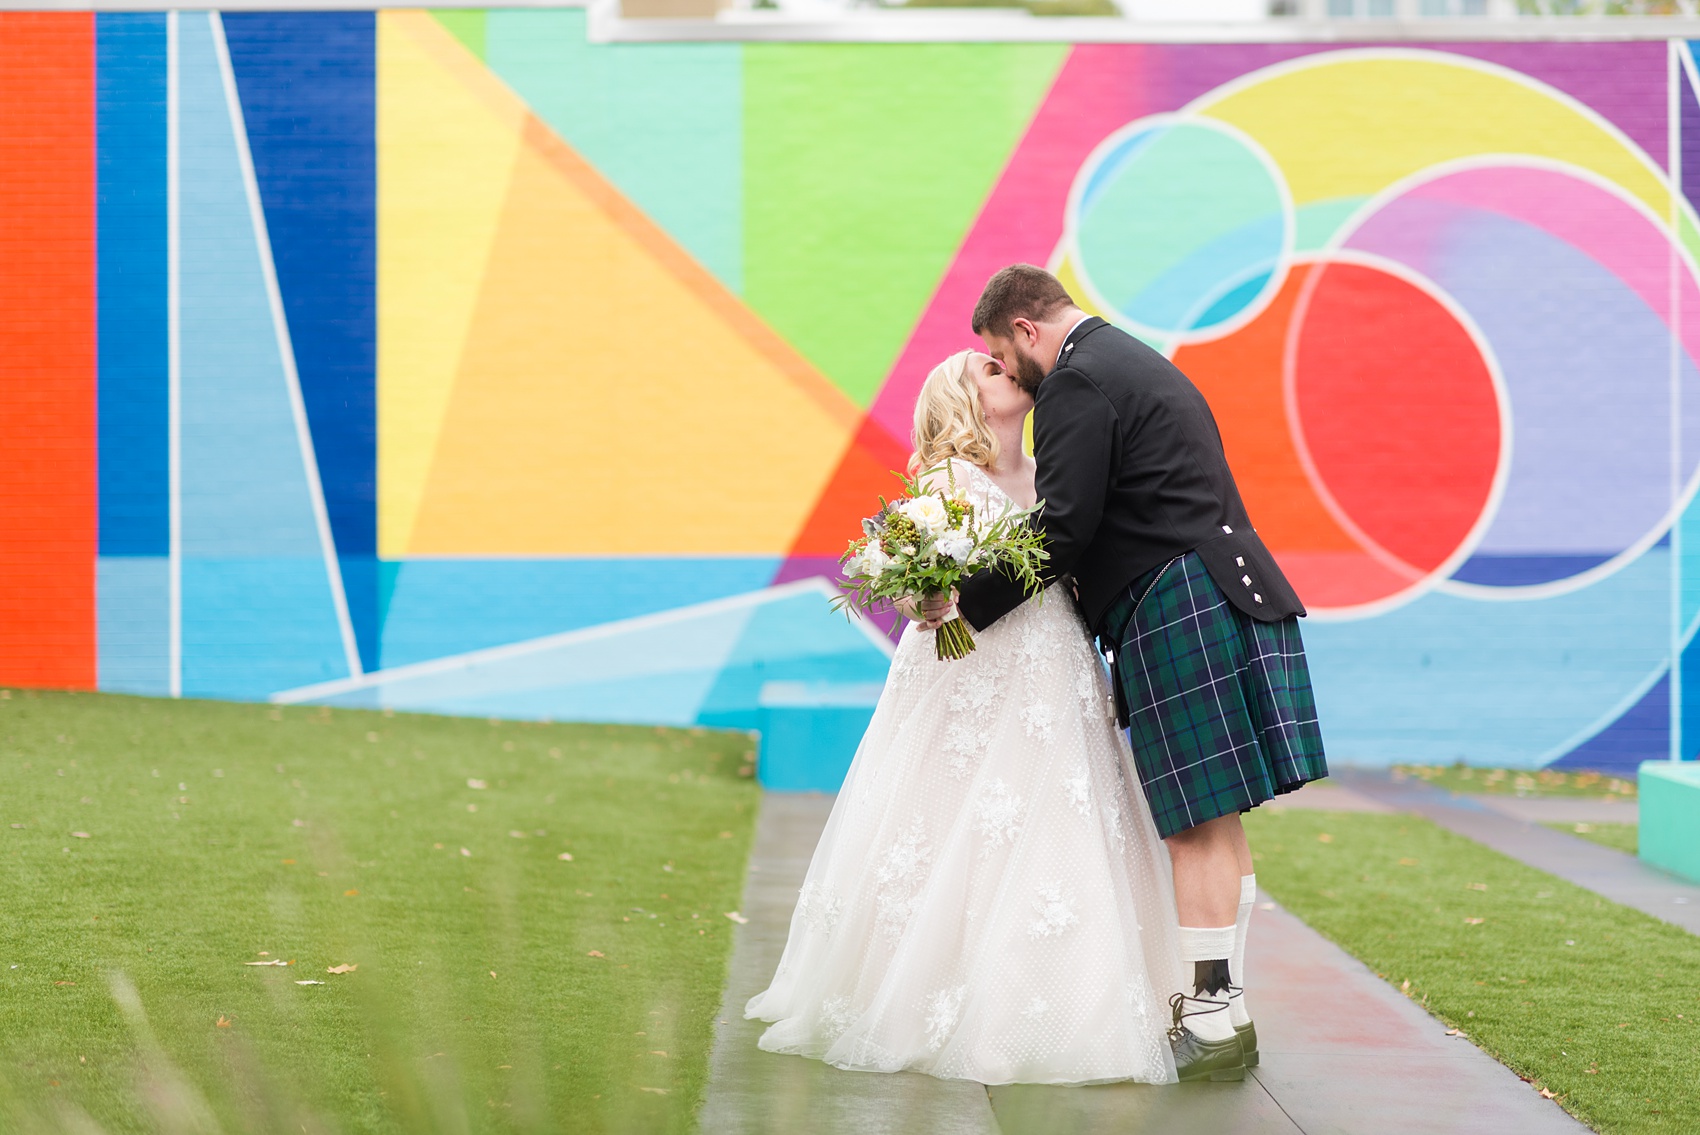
[1230,874,1255,1027]
[1176,925,1237,1042]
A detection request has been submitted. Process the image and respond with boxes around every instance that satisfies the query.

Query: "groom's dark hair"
[972,264,1075,338]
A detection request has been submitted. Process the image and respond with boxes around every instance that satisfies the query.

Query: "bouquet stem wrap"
[833,463,1047,662]
[934,614,976,661]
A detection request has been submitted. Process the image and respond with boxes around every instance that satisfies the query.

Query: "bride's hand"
[916,591,957,630]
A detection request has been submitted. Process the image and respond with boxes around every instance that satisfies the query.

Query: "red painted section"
[1292,262,1501,579]
[787,417,913,559]
[0,13,99,688]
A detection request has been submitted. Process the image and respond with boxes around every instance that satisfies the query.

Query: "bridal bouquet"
[834,466,1048,660]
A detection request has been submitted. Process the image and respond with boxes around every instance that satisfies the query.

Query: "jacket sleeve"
[956,368,1118,631]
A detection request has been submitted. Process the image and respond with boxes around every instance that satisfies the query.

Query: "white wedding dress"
[746,460,1184,1086]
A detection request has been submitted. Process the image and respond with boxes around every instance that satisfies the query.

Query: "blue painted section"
[694,591,893,790]
[1307,547,1670,767]
[297,583,893,792]
[1549,670,1669,774]
[96,14,169,557]
[377,557,780,668]
[176,13,351,700]
[483,10,742,291]
[97,556,171,696]
[1451,553,1614,587]
[223,13,379,670]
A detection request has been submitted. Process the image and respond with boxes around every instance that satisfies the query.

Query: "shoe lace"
[1166,989,1230,1042]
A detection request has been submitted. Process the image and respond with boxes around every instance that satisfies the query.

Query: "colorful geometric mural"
[3,12,1699,784]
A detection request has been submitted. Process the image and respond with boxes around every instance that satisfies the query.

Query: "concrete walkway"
[1333,769,1700,937]
[700,793,1584,1134]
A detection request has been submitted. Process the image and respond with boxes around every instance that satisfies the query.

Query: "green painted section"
[1638,760,1700,883]
[483,10,744,292]
[1294,196,1368,253]
[432,10,486,62]
[743,44,1068,407]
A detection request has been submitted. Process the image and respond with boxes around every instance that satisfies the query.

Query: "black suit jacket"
[956,317,1304,636]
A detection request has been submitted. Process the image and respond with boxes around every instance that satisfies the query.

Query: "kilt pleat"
[1102,552,1327,840]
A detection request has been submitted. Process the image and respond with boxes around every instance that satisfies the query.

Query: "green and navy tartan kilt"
[1100,552,1327,840]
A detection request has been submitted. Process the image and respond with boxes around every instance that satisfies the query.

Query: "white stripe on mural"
[208,12,364,680]
[269,576,894,705]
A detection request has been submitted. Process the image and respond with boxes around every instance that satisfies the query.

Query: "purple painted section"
[1683,46,1700,204]
[1551,670,1669,773]
[1441,41,1667,167]
[1143,42,1667,169]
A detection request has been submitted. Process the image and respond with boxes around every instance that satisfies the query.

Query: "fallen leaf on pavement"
[1446,1028,1467,1037]
[326,964,357,974]
[724,912,748,924]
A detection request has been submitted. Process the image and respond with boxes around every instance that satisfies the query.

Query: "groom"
[938,265,1328,1082]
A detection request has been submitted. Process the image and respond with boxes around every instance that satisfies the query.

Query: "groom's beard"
[1010,348,1048,393]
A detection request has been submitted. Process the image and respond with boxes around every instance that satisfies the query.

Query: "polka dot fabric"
[746,462,1184,1086]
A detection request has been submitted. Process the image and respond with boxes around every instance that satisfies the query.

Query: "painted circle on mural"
[1065,115,1292,340]
[1336,159,1700,592]
[1288,258,1503,592]
[1070,52,1700,614]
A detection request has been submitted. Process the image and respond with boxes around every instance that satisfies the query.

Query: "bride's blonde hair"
[910,350,998,475]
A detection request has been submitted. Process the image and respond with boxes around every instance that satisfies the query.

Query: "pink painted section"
[1363,165,1700,364]
[866,46,1154,445]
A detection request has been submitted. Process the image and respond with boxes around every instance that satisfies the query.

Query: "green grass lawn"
[1392,763,1636,799]
[0,689,760,1134]
[1246,809,1700,1134]
[1544,821,1640,856]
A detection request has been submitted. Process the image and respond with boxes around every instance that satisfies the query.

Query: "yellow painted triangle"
[404,114,858,556]
[376,11,525,557]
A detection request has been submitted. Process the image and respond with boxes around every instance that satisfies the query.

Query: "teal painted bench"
[1639,761,1700,884]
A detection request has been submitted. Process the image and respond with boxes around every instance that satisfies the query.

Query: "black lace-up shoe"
[1168,993,1247,1082]
[1236,1020,1259,1068]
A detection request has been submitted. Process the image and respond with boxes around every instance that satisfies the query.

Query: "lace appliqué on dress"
[1020,702,1054,741]
[797,880,843,934]
[874,815,934,942]
[924,985,967,1052]
[1063,763,1092,818]
[820,995,855,1041]
[1029,882,1080,940]
[974,778,1025,856]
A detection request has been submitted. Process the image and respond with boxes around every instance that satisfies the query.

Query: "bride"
[745,350,1184,1085]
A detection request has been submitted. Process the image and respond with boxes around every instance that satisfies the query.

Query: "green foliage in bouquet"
[833,464,1049,660]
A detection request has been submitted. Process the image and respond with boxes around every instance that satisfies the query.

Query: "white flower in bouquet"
[900,494,951,536]
[859,541,891,576]
[936,527,975,565]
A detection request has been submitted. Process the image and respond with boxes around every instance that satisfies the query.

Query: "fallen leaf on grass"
[55,981,76,987]
[648,1050,668,1057]
[460,848,471,858]
[295,980,325,986]
[1445,1029,1467,1037]
[1397,858,1419,866]
[326,964,357,974]
[558,852,574,861]
[281,859,296,865]
[724,912,748,924]
[467,779,487,790]
[1540,1089,1558,1099]
[638,1087,669,1095]
[718,831,732,839]
[1466,882,1487,891]
[244,960,288,967]
[1464,918,1485,925]
[509,830,526,839]
[216,1016,232,1028]
[1316,833,1333,843]
[344,889,360,897]
[490,971,498,979]
[587,951,605,958]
